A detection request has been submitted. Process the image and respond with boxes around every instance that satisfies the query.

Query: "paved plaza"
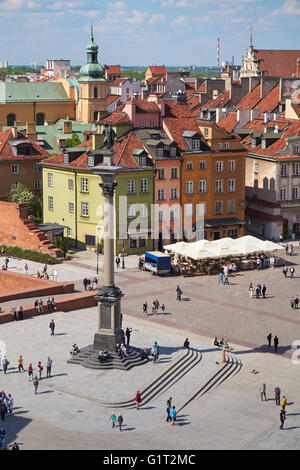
[0,247,300,449]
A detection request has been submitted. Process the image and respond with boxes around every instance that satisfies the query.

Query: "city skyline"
[0,0,299,66]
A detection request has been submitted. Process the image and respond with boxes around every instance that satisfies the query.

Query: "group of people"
[98,350,110,363]
[70,344,80,357]
[290,295,300,309]
[0,389,15,449]
[267,333,279,352]
[212,337,229,349]
[36,263,50,280]
[166,397,177,425]
[109,412,124,431]
[10,305,24,321]
[34,297,57,314]
[1,256,10,271]
[116,343,128,359]
[248,282,267,299]
[282,265,295,279]
[259,383,288,430]
[142,300,166,315]
[285,244,294,256]
[83,277,98,291]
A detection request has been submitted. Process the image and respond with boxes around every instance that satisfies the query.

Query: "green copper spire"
[79,26,104,80]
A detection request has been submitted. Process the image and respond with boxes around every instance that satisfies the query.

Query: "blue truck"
[143,251,171,276]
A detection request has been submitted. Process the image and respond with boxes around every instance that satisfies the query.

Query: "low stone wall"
[0,291,97,324]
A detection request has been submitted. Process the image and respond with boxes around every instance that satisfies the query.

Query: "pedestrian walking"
[283,266,288,278]
[274,385,281,405]
[0,426,6,449]
[17,305,24,320]
[281,395,287,411]
[267,333,272,348]
[83,277,88,291]
[166,404,172,422]
[109,413,117,429]
[249,282,253,298]
[37,361,43,379]
[280,408,286,430]
[125,327,132,346]
[24,263,29,275]
[170,406,177,425]
[152,342,159,363]
[218,272,223,284]
[184,338,190,349]
[142,301,147,315]
[262,284,266,299]
[0,403,6,422]
[260,383,267,401]
[116,256,120,269]
[7,394,13,416]
[49,319,55,336]
[11,306,17,321]
[290,266,295,279]
[46,357,52,378]
[295,295,299,309]
[5,257,9,269]
[161,304,165,314]
[274,335,279,352]
[1,356,9,374]
[33,375,39,394]
[28,363,33,381]
[117,414,123,432]
[18,355,24,372]
[135,391,142,410]
[290,297,296,309]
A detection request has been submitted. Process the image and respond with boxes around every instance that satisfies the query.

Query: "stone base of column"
[93,329,125,353]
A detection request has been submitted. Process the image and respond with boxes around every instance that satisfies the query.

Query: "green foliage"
[0,66,41,75]
[0,245,60,264]
[63,134,81,148]
[8,183,42,218]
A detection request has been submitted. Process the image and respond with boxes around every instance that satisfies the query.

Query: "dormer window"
[87,156,94,167]
[157,147,164,158]
[294,144,300,154]
[261,139,266,150]
[192,139,200,151]
[170,147,176,157]
[139,156,147,166]
[251,137,256,148]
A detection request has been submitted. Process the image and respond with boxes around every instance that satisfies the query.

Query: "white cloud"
[148,13,165,24]
[171,14,189,26]
[48,1,84,9]
[271,0,300,16]
[126,9,148,25]
[27,0,40,8]
[231,17,249,23]
[0,0,24,10]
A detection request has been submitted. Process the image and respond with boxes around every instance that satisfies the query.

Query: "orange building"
[0,125,48,200]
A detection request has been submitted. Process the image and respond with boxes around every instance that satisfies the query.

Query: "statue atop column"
[102,122,117,152]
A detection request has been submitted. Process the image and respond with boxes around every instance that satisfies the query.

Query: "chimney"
[296,58,300,77]
[63,120,72,134]
[26,122,36,136]
[264,113,268,124]
[11,126,18,138]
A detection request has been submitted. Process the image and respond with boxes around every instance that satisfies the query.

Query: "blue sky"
[0,0,299,66]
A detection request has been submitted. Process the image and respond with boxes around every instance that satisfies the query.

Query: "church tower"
[77,26,108,123]
[240,25,261,78]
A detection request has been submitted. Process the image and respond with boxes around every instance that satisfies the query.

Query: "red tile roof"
[200,90,231,110]
[148,66,167,77]
[106,95,120,105]
[135,101,160,113]
[0,129,48,162]
[254,50,300,77]
[110,77,127,87]
[236,85,261,110]
[218,112,238,133]
[104,65,121,74]
[292,104,300,119]
[254,86,280,115]
[100,105,131,125]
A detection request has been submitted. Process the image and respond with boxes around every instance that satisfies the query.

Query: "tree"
[8,183,42,218]
[63,134,81,148]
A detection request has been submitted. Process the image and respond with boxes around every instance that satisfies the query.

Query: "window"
[67,228,72,238]
[292,187,299,200]
[81,202,89,217]
[128,204,136,218]
[81,178,88,193]
[11,164,19,174]
[139,203,148,218]
[34,163,42,173]
[68,179,74,190]
[192,139,200,151]
[228,179,235,192]
[140,178,148,193]
[69,202,74,213]
[170,147,177,157]
[218,143,223,150]
[93,111,99,121]
[185,204,193,217]
[204,128,208,137]
[158,168,165,180]
[261,139,266,150]
[170,208,178,221]
[139,238,146,248]
[225,142,230,150]
[139,156,147,167]
[171,168,178,179]
[7,113,16,126]
[130,237,137,248]
[157,189,165,200]
[292,163,300,176]
[87,156,94,167]
[251,137,256,148]
[216,161,223,172]
[48,196,54,211]
[140,119,146,128]
[199,180,206,193]
[157,147,164,158]
[216,180,223,193]
[36,113,45,125]
[186,161,193,171]
[253,163,259,174]
[150,119,156,128]
[226,229,238,238]
[280,164,288,176]
[34,179,41,190]
[229,160,235,171]
[94,87,98,99]
[228,200,235,214]
[48,172,53,187]
[215,201,222,215]
[128,179,135,193]
[85,234,95,246]
[200,160,206,170]
[293,145,300,154]
[280,188,287,201]
[158,210,164,222]
[170,188,178,199]
[198,202,206,216]
[186,181,194,194]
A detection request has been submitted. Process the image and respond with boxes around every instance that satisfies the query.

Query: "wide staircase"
[102,347,202,409]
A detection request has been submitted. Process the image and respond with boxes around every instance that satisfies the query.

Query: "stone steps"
[67,345,148,370]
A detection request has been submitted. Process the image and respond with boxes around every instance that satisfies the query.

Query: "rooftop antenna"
[250,24,253,48]
[217,37,220,67]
